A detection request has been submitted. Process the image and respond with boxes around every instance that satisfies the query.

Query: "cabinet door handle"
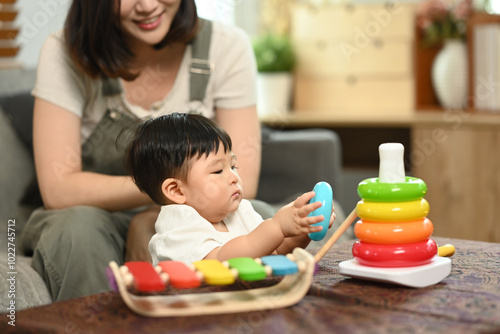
[344,3,356,12]
[373,39,384,48]
[347,76,357,85]
[316,40,327,50]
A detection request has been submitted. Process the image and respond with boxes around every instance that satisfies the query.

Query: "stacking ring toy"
[356,198,429,222]
[357,177,427,202]
[354,218,434,244]
[352,239,437,267]
[308,181,333,241]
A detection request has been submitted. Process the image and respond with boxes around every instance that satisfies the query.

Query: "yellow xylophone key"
[193,259,236,285]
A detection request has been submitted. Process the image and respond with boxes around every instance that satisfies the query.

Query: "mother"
[20,0,261,301]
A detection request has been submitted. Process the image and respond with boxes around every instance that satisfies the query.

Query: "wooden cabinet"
[290,2,416,116]
[412,12,500,242]
[412,115,500,242]
[294,77,413,112]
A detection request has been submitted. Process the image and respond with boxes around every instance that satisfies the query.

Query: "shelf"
[0,23,18,39]
[260,109,500,128]
[466,12,500,109]
[0,4,17,21]
[413,25,441,109]
[0,59,22,69]
[260,110,414,128]
[414,12,500,112]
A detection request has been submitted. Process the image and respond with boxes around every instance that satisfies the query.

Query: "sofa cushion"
[258,127,343,204]
[0,92,35,151]
[0,106,37,227]
[0,254,52,312]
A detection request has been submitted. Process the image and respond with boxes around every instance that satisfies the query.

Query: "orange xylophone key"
[158,261,201,289]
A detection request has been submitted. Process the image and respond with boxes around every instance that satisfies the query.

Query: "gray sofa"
[0,68,349,312]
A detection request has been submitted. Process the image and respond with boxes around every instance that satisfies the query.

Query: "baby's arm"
[205,192,324,261]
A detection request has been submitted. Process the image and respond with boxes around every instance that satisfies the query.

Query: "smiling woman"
[65,0,198,80]
[119,0,182,48]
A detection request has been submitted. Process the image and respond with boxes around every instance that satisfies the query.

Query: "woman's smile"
[120,0,181,48]
[134,11,165,30]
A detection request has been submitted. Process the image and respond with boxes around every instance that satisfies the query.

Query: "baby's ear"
[162,178,186,204]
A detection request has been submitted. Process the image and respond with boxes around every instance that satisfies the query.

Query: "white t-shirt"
[149,199,263,265]
[32,21,257,142]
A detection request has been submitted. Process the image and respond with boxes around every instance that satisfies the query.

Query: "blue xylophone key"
[260,255,298,276]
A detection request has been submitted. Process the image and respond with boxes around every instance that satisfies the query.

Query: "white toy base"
[338,257,452,288]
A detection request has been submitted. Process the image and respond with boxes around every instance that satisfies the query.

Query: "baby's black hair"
[127,113,232,205]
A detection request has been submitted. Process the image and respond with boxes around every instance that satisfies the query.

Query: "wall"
[15,0,70,69]
[195,0,258,36]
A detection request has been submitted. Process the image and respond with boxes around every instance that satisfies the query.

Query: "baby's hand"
[329,201,337,229]
[273,191,325,237]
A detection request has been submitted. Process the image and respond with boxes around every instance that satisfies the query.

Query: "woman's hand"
[329,201,337,229]
[33,98,151,211]
[125,206,160,263]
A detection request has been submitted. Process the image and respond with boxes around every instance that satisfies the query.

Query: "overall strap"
[189,19,213,103]
[102,76,122,97]
[101,19,213,102]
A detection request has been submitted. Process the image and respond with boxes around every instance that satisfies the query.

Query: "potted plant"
[252,34,296,117]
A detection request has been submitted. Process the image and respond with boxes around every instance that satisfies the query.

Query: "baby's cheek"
[202,181,222,199]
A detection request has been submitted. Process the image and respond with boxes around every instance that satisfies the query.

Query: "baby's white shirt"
[149,199,263,265]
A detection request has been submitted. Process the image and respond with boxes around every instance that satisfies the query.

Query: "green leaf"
[252,34,295,72]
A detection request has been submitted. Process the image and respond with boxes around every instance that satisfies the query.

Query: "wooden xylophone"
[107,247,316,317]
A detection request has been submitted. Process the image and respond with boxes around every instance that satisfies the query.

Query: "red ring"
[354,218,434,244]
[352,239,437,267]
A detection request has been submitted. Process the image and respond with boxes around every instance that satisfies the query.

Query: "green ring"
[357,177,427,202]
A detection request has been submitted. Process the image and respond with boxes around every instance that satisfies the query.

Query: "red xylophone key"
[125,261,165,292]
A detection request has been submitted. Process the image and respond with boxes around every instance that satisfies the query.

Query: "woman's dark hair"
[64,0,198,80]
[127,113,233,205]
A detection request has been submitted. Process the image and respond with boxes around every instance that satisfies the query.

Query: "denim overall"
[20,19,215,301]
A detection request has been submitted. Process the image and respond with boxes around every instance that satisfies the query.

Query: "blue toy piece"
[308,181,333,241]
[260,255,298,276]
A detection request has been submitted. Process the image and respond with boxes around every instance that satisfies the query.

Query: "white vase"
[256,72,293,117]
[431,40,468,109]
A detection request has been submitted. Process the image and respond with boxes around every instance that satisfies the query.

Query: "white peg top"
[379,143,405,183]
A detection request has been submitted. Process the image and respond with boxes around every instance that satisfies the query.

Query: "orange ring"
[354,218,434,244]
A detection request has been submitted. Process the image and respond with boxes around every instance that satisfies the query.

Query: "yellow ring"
[356,199,429,222]
[354,218,434,244]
